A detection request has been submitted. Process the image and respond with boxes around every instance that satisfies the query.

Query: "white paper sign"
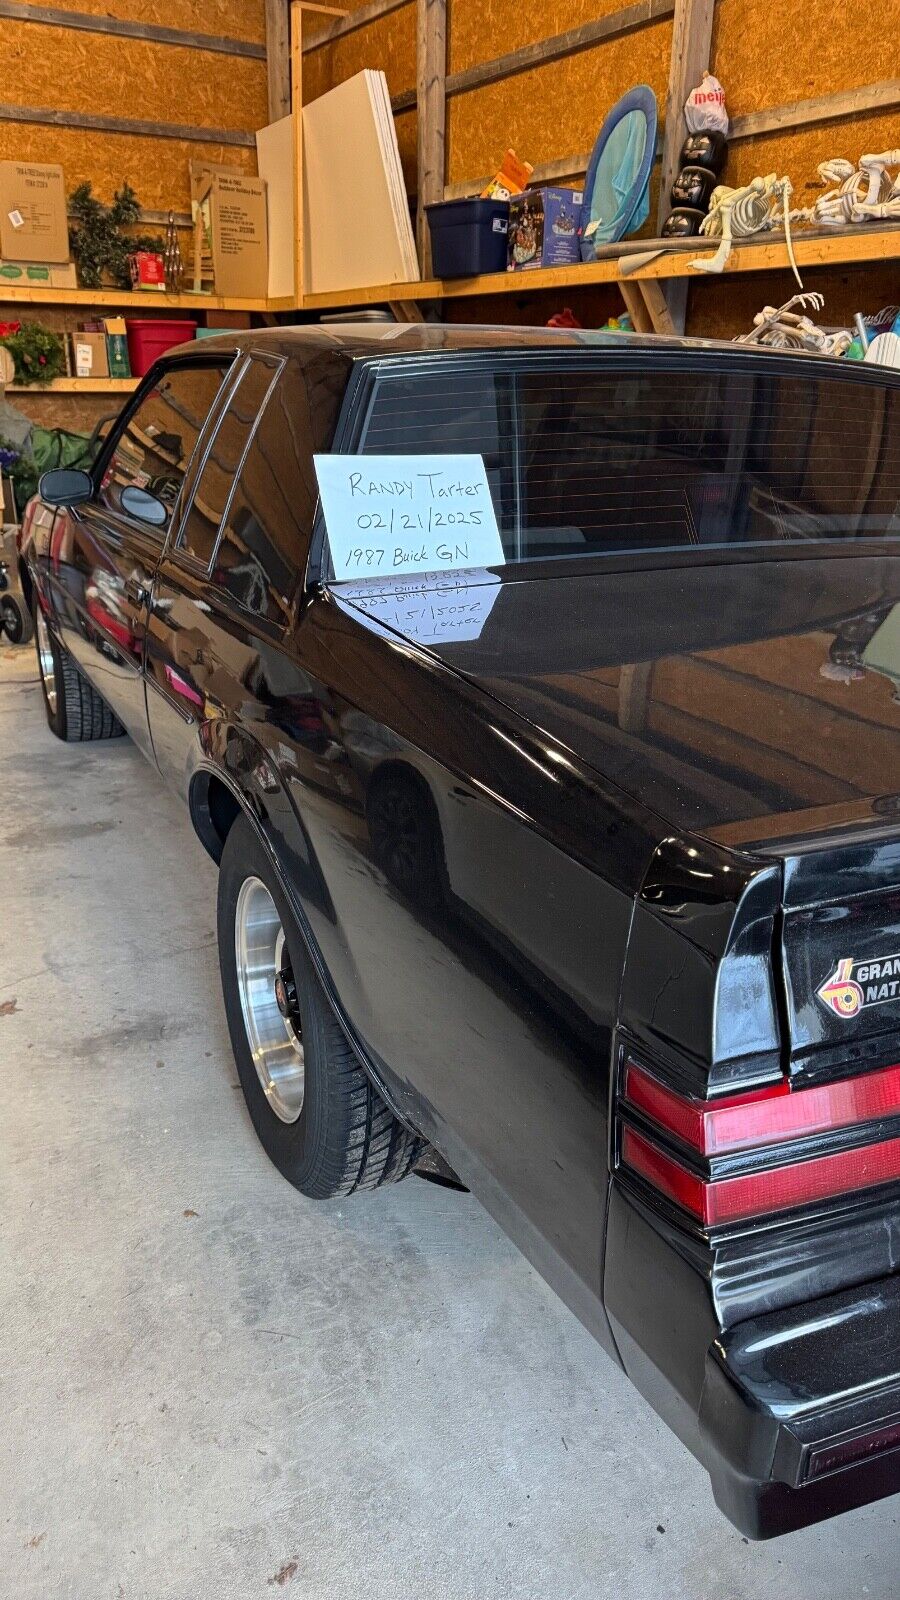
[341,569,501,646]
[314,453,504,580]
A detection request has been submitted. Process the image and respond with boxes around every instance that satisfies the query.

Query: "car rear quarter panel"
[186,586,666,1350]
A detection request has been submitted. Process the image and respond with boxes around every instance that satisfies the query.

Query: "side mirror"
[120,484,168,528]
[39,468,93,508]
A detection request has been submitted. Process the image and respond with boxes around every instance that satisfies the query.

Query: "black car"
[19,325,900,1539]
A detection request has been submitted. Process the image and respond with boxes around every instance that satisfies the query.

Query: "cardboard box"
[209,174,268,298]
[103,316,131,377]
[0,259,76,288]
[508,188,583,270]
[0,162,69,263]
[70,332,109,379]
[81,316,131,376]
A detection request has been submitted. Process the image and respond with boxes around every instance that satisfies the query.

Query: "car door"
[52,358,232,759]
[145,351,288,796]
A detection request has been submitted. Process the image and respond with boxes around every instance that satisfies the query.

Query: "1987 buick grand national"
[18,326,900,1538]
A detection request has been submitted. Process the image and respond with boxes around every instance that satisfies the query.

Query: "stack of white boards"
[302,70,419,294]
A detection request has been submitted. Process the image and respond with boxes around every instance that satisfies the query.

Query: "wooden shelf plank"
[8,377,139,393]
[0,227,893,320]
[300,226,899,310]
[0,285,276,311]
[628,226,900,281]
[300,258,622,308]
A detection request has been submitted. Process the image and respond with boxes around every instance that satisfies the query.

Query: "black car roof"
[188,322,713,360]
[181,320,889,375]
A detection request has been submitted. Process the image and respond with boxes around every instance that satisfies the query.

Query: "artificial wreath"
[68,181,163,289]
[0,321,66,386]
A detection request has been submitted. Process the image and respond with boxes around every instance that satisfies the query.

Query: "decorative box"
[507,188,583,271]
[128,251,166,291]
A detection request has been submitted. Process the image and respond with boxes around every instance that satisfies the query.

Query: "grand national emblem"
[817,954,900,1019]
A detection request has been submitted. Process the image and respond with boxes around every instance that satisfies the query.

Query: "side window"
[100,364,230,532]
[210,363,318,624]
[177,355,280,567]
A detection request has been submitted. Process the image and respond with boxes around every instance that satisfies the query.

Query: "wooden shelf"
[626,224,900,282]
[300,226,899,310]
[8,377,140,394]
[0,228,894,332]
[301,258,621,310]
[0,285,283,312]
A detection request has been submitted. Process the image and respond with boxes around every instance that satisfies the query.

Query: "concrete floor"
[0,642,896,1600]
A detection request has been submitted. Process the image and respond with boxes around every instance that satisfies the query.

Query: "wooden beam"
[617,280,654,332]
[393,0,674,113]
[656,0,715,333]
[265,0,291,122]
[730,78,900,141]
[302,0,412,53]
[657,0,715,232]
[0,0,265,57]
[415,0,446,274]
[0,102,255,146]
[291,1,304,302]
[636,278,678,333]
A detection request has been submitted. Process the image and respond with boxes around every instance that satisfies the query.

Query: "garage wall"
[304,0,897,332]
[0,0,267,213]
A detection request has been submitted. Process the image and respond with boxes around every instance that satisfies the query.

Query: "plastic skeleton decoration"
[689,172,803,285]
[797,151,900,227]
[734,292,853,356]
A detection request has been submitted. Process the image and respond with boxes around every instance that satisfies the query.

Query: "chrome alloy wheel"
[234,875,305,1123]
[35,607,57,715]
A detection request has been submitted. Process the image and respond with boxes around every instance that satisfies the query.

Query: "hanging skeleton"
[689,172,803,285]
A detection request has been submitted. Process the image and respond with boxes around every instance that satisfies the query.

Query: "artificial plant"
[68,182,163,289]
[0,321,66,386]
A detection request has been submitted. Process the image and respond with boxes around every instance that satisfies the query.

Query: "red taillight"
[620,1058,900,1226]
[623,1059,900,1155]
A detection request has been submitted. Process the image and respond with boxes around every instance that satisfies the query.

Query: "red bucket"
[125,318,198,377]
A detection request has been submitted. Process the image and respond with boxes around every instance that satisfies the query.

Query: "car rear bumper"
[604,1184,900,1537]
[702,1273,900,1536]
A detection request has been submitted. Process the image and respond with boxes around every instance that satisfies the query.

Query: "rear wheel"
[217,814,423,1198]
[0,592,33,646]
[33,605,124,742]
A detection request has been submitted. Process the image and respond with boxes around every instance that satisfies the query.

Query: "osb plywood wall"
[306,0,898,332]
[0,1,267,213]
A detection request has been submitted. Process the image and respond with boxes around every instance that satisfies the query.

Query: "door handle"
[124,576,149,608]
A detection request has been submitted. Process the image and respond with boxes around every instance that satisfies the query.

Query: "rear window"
[357,360,900,561]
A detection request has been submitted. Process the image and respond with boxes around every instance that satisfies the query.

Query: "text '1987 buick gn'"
[18,325,900,1538]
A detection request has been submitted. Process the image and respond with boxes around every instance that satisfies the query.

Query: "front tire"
[217,814,423,1198]
[33,604,124,742]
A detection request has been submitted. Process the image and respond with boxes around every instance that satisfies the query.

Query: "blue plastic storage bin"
[426,198,510,277]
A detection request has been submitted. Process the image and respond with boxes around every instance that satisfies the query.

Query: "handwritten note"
[340,569,501,646]
[314,453,504,581]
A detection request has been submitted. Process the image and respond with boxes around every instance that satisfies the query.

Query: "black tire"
[217,814,424,1198]
[0,593,33,646]
[33,605,124,742]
